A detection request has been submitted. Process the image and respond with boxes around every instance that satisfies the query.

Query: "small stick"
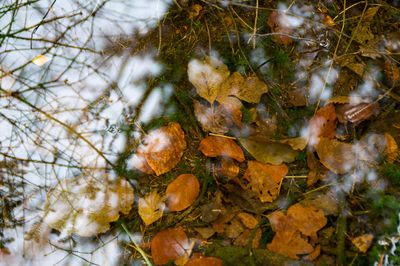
[121,223,153,266]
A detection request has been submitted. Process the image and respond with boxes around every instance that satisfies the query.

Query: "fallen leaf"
[287,203,327,239]
[278,137,308,150]
[225,218,245,238]
[306,151,328,187]
[194,100,228,134]
[336,102,379,125]
[322,14,335,26]
[199,136,245,162]
[186,257,223,266]
[285,88,308,107]
[43,177,134,237]
[384,133,398,163]
[188,57,230,104]
[384,59,400,87]
[151,227,190,265]
[217,157,239,178]
[211,208,235,233]
[194,227,215,239]
[308,104,337,147]
[363,6,380,21]
[351,234,374,253]
[244,161,288,202]
[166,174,200,212]
[267,203,327,259]
[237,212,259,229]
[239,137,299,165]
[218,96,243,127]
[138,191,165,226]
[188,4,202,19]
[315,138,356,174]
[132,122,186,176]
[234,228,262,248]
[304,245,321,261]
[32,54,51,66]
[267,11,293,45]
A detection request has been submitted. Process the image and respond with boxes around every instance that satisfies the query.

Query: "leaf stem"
[121,223,153,266]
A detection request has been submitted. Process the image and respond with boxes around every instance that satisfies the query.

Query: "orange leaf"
[132,122,186,176]
[336,102,379,125]
[384,133,398,163]
[243,161,288,202]
[166,174,200,212]
[186,257,223,266]
[287,204,327,239]
[267,11,293,45]
[151,228,189,265]
[198,136,245,162]
[217,157,239,178]
[237,212,259,229]
[233,228,262,248]
[308,104,337,147]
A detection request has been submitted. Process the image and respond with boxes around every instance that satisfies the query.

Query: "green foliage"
[295,150,307,165]
[240,106,254,123]
[381,163,400,185]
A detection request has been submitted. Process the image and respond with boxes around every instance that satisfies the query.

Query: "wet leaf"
[244,161,288,203]
[239,137,298,165]
[132,122,186,176]
[194,227,215,239]
[336,102,379,125]
[267,11,293,45]
[32,55,51,66]
[233,228,262,248]
[225,218,245,238]
[43,177,134,237]
[217,157,239,178]
[194,100,228,134]
[151,227,190,265]
[278,137,308,150]
[188,57,230,104]
[384,133,398,163]
[199,136,245,162]
[166,174,200,212]
[218,96,243,127]
[186,257,223,266]
[138,191,165,226]
[315,138,356,174]
[267,203,326,259]
[237,212,259,229]
[351,234,374,253]
[308,104,337,147]
[304,245,321,261]
[306,151,328,187]
[384,59,400,86]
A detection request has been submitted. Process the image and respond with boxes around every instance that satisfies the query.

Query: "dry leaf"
[32,55,51,66]
[132,122,186,176]
[306,151,328,187]
[211,208,235,233]
[267,11,293,45]
[301,192,339,216]
[151,228,190,265]
[225,218,245,238]
[278,137,308,150]
[218,96,243,127]
[244,161,288,202]
[384,133,398,163]
[239,137,298,165]
[308,104,337,147]
[304,245,321,261]
[188,57,230,104]
[199,136,245,162]
[285,88,307,107]
[322,14,335,26]
[194,227,215,239]
[217,157,239,178]
[234,228,262,248]
[237,212,259,229]
[186,257,223,266]
[138,191,165,226]
[287,203,327,239]
[315,138,356,174]
[43,177,134,237]
[384,59,400,86]
[188,4,202,19]
[166,174,200,212]
[351,234,374,253]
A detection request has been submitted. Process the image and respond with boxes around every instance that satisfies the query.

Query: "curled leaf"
[166,174,200,212]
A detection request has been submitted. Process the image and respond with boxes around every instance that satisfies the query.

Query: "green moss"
[381,163,400,185]
[241,106,254,123]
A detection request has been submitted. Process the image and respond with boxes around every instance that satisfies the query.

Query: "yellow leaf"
[138,190,165,226]
[32,55,51,66]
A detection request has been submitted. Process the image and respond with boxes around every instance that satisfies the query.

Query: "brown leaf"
[132,122,186,176]
[194,227,215,239]
[219,96,243,127]
[384,59,400,86]
[385,133,399,163]
[351,234,374,253]
[217,157,239,178]
[194,100,228,134]
[306,151,328,187]
[234,228,262,248]
[188,57,230,104]
[225,218,245,238]
[308,104,337,147]
[278,137,308,150]
[267,11,293,45]
[166,174,200,212]
[199,136,245,162]
[287,203,327,239]
[130,153,155,175]
[239,137,299,165]
[186,257,223,266]
[237,212,259,229]
[285,88,307,107]
[315,138,356,174]
[301,192,338,216]
[244,161,288,202]
[151,228,190,265]
[211,207,235,233]
[138,191,165,226]
[304,245,321,261]
[336,102,379,125]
